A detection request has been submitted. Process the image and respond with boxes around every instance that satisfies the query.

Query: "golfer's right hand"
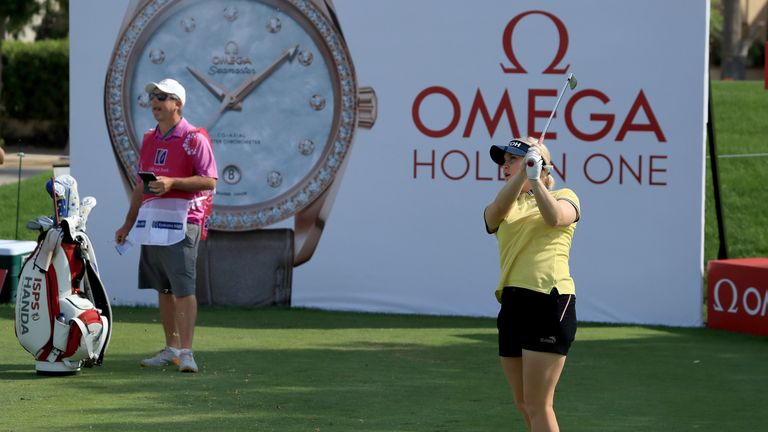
[115,225,131,245]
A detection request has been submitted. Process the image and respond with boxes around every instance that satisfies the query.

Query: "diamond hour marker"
[267,171,283,188]
[223,6,238,22]
[298,50,313,66]
[310,95,326,111]
[267,16,282,33]
[181,17,196,32]
[298,139,315,156]
[138,93,150,108]
[149,49,165,64]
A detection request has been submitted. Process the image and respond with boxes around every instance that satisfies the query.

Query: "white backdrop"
[70,0,709,326]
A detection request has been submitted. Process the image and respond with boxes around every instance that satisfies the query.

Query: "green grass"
[0,171,54,241]
[1,306,766,431]
[705,81,768,261]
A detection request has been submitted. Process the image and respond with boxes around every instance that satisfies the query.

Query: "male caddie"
[114,78,217,373]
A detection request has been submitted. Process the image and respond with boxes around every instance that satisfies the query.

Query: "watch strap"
[196,229,293,306]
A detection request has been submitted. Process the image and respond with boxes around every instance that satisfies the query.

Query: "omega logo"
[712,278,768,317]
[500,10,569,75]
[212,41,253,65]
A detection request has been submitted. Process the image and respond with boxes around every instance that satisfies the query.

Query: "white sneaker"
[140,347,180,368]
[178,349,198,373]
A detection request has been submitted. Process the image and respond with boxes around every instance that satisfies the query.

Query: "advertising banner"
[708,259,768,336]
[70,0,709,325]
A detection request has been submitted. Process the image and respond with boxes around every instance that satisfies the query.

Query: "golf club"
[527,73,578,167]
[26,216,55,232]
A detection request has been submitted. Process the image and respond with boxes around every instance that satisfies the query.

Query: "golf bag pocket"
[53,295,109,363]
[51,315,71,352]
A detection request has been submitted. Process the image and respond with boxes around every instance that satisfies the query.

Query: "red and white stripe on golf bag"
[15,222,112,369]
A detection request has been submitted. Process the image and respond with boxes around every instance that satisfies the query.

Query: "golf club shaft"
[527,73,576,168]
[538,73,575,145]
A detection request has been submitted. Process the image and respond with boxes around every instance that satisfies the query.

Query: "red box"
[707,258,768,336]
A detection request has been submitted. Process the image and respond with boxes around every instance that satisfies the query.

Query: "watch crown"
[356,87,377,130]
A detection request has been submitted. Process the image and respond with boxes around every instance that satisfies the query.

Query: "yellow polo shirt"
[489,188,580,302]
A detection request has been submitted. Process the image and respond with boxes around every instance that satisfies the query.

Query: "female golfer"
[484,136,579,432]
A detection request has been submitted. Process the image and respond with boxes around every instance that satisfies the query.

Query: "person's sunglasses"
[149,92,177,102]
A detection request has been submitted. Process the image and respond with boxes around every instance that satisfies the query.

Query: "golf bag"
[15,175,112,376]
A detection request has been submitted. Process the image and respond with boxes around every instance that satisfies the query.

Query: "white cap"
[145,78,186,106]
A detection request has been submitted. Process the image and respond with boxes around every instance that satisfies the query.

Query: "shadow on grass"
[105,305,497,330]
[4,341,512,431]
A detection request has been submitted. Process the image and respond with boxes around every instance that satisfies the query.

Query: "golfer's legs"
[522,349,566,432]
[501,356,531,428]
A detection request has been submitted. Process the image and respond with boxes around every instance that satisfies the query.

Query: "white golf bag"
[15,175,112,376]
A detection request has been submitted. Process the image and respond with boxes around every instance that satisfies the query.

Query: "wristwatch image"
[104,0,377,305]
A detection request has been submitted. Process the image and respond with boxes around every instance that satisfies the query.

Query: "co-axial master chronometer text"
[105,0,376,234]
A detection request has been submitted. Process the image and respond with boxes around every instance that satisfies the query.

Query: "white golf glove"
[525,148,543,181]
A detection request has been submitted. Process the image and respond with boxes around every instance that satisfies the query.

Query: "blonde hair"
[520,137,556,190]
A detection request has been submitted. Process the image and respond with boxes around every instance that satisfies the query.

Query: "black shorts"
[497,286,577,357]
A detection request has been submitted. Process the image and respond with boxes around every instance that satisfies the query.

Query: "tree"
[722,0,745,79]
[34,0,68,41]
[711,0,724,65]
[720,0,766,79]
[0,1,41,113]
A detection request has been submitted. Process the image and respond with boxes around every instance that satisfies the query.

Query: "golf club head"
[568,73,578,90]
[26,215,55,232]
[79,196,97,230]
[37,216,54,230]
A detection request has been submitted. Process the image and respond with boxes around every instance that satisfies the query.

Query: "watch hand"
[187,66,242,111]
[204,45,298,130]
[204,96,233,131]
[229,44,299,106]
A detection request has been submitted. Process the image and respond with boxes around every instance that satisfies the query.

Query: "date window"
[222,165,242,185]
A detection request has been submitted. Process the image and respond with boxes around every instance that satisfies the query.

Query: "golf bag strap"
[34,229,62,272]
[93,316,110,361]
[84,259,112,365]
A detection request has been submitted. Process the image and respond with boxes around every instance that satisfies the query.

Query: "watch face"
[105,0,359,230]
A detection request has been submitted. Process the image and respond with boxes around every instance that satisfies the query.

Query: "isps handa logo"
[17,275,43,335]
[209,41,256,75]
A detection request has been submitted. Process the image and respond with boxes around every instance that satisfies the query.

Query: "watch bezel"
[104,0,359,231]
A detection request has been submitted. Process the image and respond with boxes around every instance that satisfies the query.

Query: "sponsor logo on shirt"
[152,221,184,230]
[154,149,168,165]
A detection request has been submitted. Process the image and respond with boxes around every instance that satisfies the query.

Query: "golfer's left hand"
[525,148,543,181]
